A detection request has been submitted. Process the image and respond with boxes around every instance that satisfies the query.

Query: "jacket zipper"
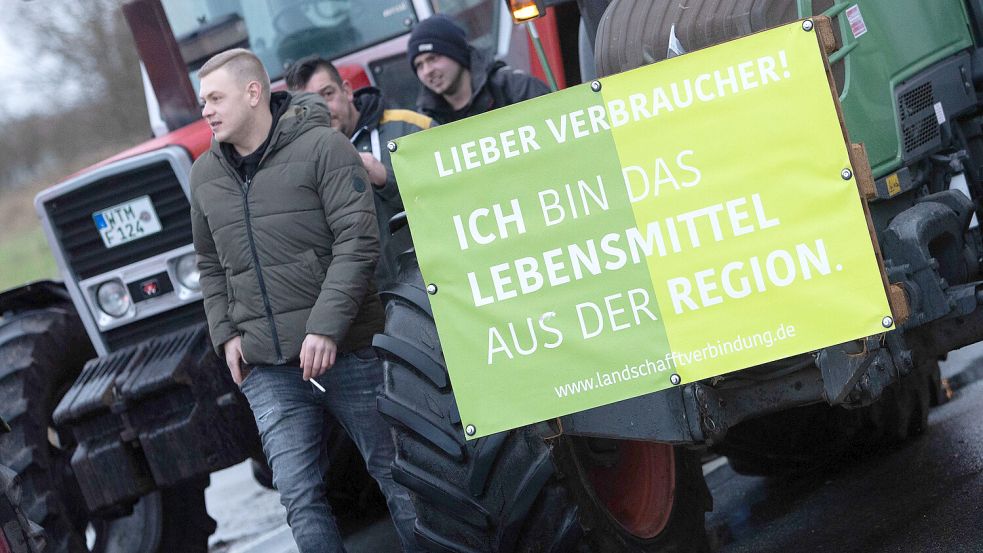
[214,103,298,364]
[239,175,284,364]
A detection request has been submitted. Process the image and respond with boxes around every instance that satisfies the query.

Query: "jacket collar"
[209,91,332,153]
[350,87,385,143]
[209,92,332,175]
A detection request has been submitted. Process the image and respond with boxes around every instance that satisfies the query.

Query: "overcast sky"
[0,25,50,114]
[0,52,88,118]
[0,31,25,110]
[0,8,88,116]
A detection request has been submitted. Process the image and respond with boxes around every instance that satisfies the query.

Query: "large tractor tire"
[716,360,941,476]
[594,0,806,78]
[0,306,215,553]
[0,462,45,552]
[376,259,711,552]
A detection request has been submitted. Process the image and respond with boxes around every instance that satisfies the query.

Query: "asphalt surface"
[708,369,983,552]
[206,343,983,553]
[205,464,402,553]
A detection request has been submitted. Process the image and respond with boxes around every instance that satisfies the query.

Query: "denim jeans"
[240,348,422,553]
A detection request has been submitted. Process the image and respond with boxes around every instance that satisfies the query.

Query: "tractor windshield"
[162,0,419,89]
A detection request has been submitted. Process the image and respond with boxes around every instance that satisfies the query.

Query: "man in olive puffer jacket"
[189,48,422,553]
[285,55,434,289]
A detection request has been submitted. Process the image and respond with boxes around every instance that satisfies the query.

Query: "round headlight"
[97,281,131,318]
[176,253,201,291]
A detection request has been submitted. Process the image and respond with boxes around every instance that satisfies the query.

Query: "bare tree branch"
[0,0,150,191]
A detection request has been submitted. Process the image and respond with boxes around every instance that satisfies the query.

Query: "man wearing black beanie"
[408,14,551,124]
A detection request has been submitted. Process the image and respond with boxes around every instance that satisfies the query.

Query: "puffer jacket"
[415,47,551,124]
[350,87,433,288]
[190,92,383,365]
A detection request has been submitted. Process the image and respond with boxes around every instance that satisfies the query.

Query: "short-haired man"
[408,14,551,124]
[285,56,432,289]
[189,48,422,553]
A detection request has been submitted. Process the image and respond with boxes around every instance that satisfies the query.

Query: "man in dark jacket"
[189,48,422,553]
[285,56,433,288]
[408,14,551,124]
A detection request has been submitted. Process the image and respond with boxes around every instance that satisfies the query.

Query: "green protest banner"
[390,20,892,439]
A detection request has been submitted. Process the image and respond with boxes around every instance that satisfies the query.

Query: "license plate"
[92,195,162,249]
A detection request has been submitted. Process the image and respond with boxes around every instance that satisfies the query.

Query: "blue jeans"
[240,348,421,553]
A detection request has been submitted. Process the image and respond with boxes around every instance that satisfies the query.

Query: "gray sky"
[0,9,85,116]
[0,28,19,63]
[0,31,26,107]
[0,26,45,114]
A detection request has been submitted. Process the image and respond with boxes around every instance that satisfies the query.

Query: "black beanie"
[408,14,471,71]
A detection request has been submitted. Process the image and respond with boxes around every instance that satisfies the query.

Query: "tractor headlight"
[175,253,201,291]
[97,280,131,317]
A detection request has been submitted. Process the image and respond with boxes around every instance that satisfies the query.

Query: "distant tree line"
[0,0,150,191]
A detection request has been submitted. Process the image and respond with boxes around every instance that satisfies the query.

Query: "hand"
[300,334,337,381]
[223,336,245,385]
[359,152,388,188]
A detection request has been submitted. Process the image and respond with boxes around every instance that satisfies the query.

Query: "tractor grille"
[900,82,934,118]
[42,160,192,281]
[904,116,942,154]
[898,82,941,158]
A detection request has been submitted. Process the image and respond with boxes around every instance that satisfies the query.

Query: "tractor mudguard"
[0,280,71,315]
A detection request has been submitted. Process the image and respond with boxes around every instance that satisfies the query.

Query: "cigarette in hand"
[311,379,326,392]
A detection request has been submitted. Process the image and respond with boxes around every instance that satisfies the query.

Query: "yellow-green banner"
[391,20,892,439]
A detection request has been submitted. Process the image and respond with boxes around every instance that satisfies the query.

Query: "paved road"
[709,364,983,552]
[207,343,983,553]
[205,463,401,553]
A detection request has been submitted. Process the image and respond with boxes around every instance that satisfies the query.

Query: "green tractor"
[375,0,983,550]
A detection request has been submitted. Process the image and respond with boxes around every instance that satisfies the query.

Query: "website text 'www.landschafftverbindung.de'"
[553,323,797,398]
